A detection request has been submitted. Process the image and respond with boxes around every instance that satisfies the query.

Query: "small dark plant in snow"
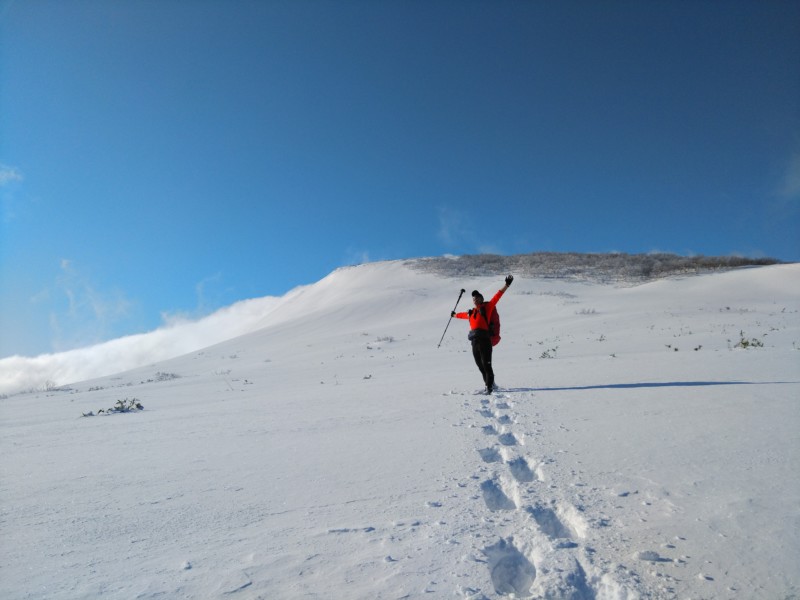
[540,347,558,359]
[734,331,764,349]
[82,398,143,417]
[155,372,181,382]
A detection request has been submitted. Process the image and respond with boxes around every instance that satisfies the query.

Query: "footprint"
[498,431,519,446]
[483,538,536,597]
[527,504,574,540]
[538,556,595,600]
[478,447,502,463]
[480,478,517,511]
[496,414,514,425]
[482,424,498,436]
[563,559,594,599]
[507,456,536,483]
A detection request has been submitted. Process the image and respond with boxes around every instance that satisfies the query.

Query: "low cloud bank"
[0,296,281,396]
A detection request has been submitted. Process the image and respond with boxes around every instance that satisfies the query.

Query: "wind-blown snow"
[0,294,288,396]
[1,260,798,599]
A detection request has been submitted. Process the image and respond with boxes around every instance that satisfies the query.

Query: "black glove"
[451,311,456,317]
[505,274,514,287]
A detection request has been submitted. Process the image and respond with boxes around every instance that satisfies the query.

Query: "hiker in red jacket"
[452,275,513,394]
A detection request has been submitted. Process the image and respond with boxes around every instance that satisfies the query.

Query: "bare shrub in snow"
[154,372,181,382]
[81,398,143,417]
[734,331,765,349]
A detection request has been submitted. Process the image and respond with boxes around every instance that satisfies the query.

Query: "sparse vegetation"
[409,252,781,282]
[734,331,765,349]
[81,398,143,417]
[155,372,180,381]
[140,372,182,384]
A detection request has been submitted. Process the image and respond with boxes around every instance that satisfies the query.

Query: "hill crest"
[408,251,782,282]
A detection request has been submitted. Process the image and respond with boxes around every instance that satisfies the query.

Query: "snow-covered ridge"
[1,260,798,598]
[0,257,792,397]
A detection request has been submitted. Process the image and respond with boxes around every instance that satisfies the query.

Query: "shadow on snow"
[505,381,798,393]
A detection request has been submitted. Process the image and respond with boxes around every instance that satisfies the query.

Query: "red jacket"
[455,288,505,332]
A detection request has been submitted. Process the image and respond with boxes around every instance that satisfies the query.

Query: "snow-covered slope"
[1,261,798,599]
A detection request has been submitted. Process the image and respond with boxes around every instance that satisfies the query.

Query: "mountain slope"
[1,261,798,599]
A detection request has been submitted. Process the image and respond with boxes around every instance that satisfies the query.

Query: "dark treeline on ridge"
[409,252,782,282]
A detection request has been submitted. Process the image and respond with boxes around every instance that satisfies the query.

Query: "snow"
[1,260,798,599]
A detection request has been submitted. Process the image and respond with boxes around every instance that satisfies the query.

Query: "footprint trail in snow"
[453,387,630,599]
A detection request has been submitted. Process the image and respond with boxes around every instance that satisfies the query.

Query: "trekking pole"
[437,289,466,348]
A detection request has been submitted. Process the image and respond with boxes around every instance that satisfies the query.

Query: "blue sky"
[1,0,799,358]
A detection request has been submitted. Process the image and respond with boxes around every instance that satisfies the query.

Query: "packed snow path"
[451,386,603,599]
[1,261,798,598]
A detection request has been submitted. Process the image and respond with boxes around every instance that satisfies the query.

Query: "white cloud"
[36,259,137,352]
[195,273,221,306]
[778,152,800,202]
[437,206,473,247]
[344,247,371,265]
[477,243,503,255]
[1,164,25,222]
[0,164,23,186]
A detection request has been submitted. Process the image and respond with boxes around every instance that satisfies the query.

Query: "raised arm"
[489,275,513,307]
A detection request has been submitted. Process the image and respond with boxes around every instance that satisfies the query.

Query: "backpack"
[479,305,501,346]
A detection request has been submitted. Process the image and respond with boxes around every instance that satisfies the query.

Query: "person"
[452,275,513,394]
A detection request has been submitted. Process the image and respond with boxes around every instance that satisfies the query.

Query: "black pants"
[471,334,494,390]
